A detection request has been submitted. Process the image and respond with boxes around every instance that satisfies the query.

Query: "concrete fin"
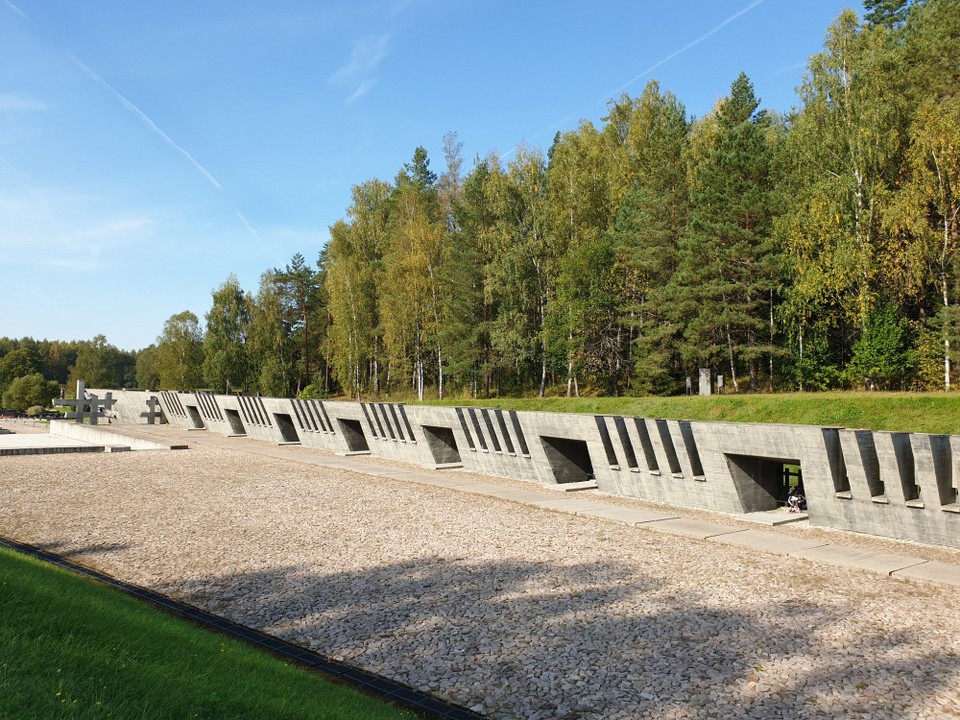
[398,405,416,442]
[613,416,639,470]
[468,409,488,451]
[634,418,659,473]
[494,409,515,454]
[387,404,407,441]
[509,410,530,456]
[481,409,502,452]
[654,419,683,475]
[678,420,705,477]
[595,416,619,467]
[455,408,476,451]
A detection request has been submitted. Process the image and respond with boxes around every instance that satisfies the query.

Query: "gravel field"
[2,424,960,719]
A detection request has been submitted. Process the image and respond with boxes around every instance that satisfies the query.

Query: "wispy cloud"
[329,33,390,104]
[1,0,28,20]
[70,54,224,191]
[0,191,154,273]
[0,93,52,113]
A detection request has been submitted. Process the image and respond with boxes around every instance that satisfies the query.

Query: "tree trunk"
[726,324,739,392]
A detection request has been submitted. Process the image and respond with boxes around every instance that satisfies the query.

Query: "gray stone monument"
[54,380,116,425]
[139,396,165,425]
[698,368,711,396]
[717,374,724,395]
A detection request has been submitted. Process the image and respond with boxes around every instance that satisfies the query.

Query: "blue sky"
[1,0,855,351]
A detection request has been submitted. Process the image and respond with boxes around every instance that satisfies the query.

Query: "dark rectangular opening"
[455,408,476,450]
[338,418,370,452]
[224,408,246,436]
[541,436,594,484]
[595,416,619,467]
[655,419,683,475]
[422,425,461,464]
[274,413,300,443]
[185,405,204,429]
[726,454,802,512]
[634,418,659,472]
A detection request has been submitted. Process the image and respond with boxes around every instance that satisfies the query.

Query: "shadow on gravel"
[156,558,960,719]
[32,540,134,559]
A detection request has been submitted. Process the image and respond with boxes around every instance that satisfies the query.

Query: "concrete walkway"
[25,421,960,590]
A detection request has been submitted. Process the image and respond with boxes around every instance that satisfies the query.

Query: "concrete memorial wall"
[95,388,960,550]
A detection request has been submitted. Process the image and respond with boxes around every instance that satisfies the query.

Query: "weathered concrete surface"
[789,544,927,576]
[95,389,960,550]
[643,517,741,539]
[712,529,829,556]
[892,560,960,588]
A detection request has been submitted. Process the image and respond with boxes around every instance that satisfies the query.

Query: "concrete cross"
[140,395,164,425]
[53,380,116,425]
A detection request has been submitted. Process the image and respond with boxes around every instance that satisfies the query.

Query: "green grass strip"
[0,546,415,720]
[422,392,960,435]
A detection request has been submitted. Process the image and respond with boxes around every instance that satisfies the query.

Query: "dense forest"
[2,1,958,408]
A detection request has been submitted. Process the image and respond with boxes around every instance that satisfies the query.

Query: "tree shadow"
[154,556,960,719]
[32,540,133,559]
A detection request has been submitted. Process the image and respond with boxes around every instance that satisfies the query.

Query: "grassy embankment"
[418,392,960,436]
[0,546,414,720]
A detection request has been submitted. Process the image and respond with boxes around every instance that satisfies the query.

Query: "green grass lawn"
[420,391,960,435]
[0,546,415,720]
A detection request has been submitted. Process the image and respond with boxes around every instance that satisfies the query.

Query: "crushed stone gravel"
[2,423,959,719]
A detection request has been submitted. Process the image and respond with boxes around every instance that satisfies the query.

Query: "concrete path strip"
[574,505,679,526]
[788,544,927,575]
[710,529,829,556]
[891,561,960,588]
[643,517,741,539]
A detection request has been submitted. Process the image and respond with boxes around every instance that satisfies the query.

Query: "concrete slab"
[734,509,809,526]
[711,529,829,556]
[557,480,598,492]
[789,544,926,576]
[892,561,960,588]
[530,498,614,515]
[575,505,679,525]
[483,487,557,503]
[0,433,102,456]
[644,517,741,539]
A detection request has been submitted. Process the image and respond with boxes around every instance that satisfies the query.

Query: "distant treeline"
[0,336,135,411]
[7,2,959,402]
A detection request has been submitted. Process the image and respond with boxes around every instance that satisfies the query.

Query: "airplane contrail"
[70,54,224,192]
[609,0,767,98]
[2,0,28,20]
[505,0,767,156]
